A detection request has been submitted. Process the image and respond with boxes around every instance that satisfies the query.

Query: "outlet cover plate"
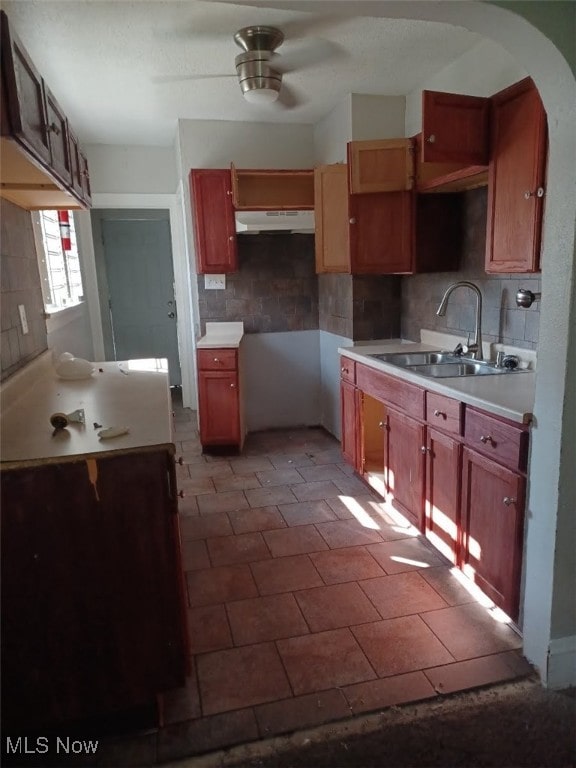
[18,304,29,335]
[204,274,226,290]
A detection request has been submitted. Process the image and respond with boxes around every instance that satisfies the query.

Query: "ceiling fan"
[155,23,344,109]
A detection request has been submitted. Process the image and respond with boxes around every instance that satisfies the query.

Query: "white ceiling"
[2,0,482,146]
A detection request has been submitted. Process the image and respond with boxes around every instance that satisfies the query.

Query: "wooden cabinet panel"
[421,90,490,165]
[356,363,425,420]
[341,379,360,470]
[461,447,525,619]
[198,370,240,446]
[197,348,238,371]
[348,139,413,193]
[314,164,349,273]
[465,407,529,472]
[44,83,71,185]
[1,450,186,730]
[232,165,314,209]
[339,356,356,384]
[486,78,547,273]
[426,391,463,436]
[78,146,91,205]
[190,169,238,274]
[414,134,488,193]
[385,406,424,529]
[424,427,461,564]
[350,190,414,274]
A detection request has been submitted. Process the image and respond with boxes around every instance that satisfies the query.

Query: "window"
[34,210,84,311]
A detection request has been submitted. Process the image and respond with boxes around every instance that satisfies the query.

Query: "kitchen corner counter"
[197,321,244,349]
[339,340,535,424]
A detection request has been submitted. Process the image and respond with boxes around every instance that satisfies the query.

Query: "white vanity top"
[197,321,244,349]
[1,354,174,467]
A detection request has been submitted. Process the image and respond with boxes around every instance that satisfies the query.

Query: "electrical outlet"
[204,274,226,290]
[18,304,29,335]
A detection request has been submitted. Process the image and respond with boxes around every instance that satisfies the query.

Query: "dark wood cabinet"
[421,90,490,166]
[190,169,238,274]
[340,359,361,472]
[197,348,242,448]
[1,449,187,730]
[486,78,547,273]
[460,447,525,619]
[0,9,91,210]
[424,427,461,565]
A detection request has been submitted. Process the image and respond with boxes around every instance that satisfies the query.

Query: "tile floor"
[157,398,532,764]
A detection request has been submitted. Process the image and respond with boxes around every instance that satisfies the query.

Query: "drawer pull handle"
[434,409,446,418]
[480,435,494,444]
[503,496,516,506]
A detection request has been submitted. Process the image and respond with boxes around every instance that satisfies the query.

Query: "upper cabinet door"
[314,164,349,273]
[485,78,547,274]
[421,90,490,165]
[44,83,71,186]
[348,139,413,194]
[190,169,238,274]
[0,11,50,166]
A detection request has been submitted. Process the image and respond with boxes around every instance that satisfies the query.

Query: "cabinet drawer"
[197,348,237,371]
[426,392,463,436]
[356,364,424,420]
[464,408,529,472]
[340,357,356,384]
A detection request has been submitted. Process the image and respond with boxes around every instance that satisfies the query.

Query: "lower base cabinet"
[461,447,525,618]
[1,449,187,731]
[340,355,529,622]
[197,348,242,450]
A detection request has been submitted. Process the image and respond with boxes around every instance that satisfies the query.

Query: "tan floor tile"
[213,474,261,492]
[161,663,201,724]
[290,480,342,502]
[181,538,211,571]
[344,670,437,715]
[310,546,385,585]
[245,485,299,508]
[420,565,478,606]
[187,565,258,608]
[316,519,384,549]
[294,582,381,632]
[227,593,309,645]
[359,571,448,619]
[228,506,287,534]
[256,468,306,487]
[250,554,324,595]
[180,513,233,541]
[255,689,351,737]
[207,532,271,567]
[197,491,250,515]
[263,525,329,558]
[278,500,337,527]
[366,537,446,574]
[423,653,520,694]
[187,604,233,654]
[297,464,349,483]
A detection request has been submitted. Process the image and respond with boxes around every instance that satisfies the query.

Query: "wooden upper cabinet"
[44,84,71,186]
[1,11,50,166]
[485,78,547,273]
[348,139,413,193]
[350,190,414,274]
[421,90,490,166]
[314,164,349,273]
[231,164,314,210]
[190,169,238,274]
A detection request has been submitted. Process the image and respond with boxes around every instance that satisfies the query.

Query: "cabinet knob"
[349,217,356,224]
[341,367,348,373]
[480,434,494,444]
[230,383,236,388]
[178,490,185,499]
[229,235,234,241]
[177,456,184,465]
[421,446,430,454]
[378,421,384,428]
[503,496,516,506]
[434,409,446,418]
[426,134,436,144]
[524,187,545,199]
[226,190,232,195]
[49,122,61,135]
[213,357,219,362]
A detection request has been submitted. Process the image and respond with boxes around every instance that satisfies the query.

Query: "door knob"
[503,496,516,506]
[167,311,175,318]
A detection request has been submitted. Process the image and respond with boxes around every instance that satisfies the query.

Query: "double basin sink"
[368,350,527,379]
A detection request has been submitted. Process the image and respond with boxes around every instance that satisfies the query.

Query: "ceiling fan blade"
[276,82,307,110]
[153,73,235,84]
[271,39,346,74]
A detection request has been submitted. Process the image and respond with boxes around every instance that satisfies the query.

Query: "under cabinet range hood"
[235,210,315,234]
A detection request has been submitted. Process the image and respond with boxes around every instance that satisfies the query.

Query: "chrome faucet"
[436,281,484,360]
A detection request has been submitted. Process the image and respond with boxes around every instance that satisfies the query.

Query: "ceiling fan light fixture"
[242,86,280,104]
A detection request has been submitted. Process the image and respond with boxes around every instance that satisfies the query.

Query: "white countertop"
[339,340,535,424]
[1,356,174,466]
[197,321,244,349]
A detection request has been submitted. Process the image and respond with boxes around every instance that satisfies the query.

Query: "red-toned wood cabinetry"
[486,78,547,273]
[197,348,242,449]
[340,356,529,621]
[0,9,91,210]
[190,169,238,274]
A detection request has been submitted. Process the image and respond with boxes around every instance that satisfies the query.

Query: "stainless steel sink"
[368,350,528,378]
[369,351,458,366]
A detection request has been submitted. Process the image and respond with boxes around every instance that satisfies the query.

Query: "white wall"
[319,330,353,439]
[85,145,177,194]
[242,331,321,431]
[351,94,406,140]
[313,95,352,164]
[46,303,93,361]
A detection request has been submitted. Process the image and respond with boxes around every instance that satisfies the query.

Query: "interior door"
[101,215,181,386]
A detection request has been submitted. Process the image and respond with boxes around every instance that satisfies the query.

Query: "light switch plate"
[18,304,29,335]
[204,274,226,290]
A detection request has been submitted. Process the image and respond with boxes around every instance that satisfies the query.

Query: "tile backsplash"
[401,187,540,350]
[1,199,47,381]
[197,234,318,334]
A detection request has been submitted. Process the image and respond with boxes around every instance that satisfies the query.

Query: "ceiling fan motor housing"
[234,26,284,98]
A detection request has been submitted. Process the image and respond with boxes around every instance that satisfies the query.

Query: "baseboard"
[547,635,576,689]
